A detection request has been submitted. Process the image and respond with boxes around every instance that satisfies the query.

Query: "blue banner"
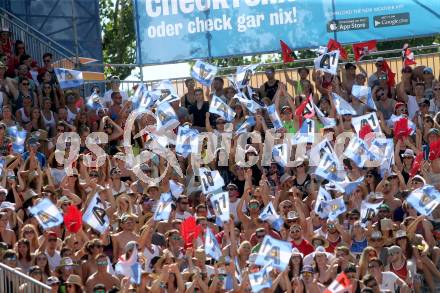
[133,0,440,64]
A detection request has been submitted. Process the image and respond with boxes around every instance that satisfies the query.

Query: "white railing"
[0,7,76,69]
[0,262,51,293]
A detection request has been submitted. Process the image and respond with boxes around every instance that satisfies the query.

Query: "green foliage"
[100,0,136,79]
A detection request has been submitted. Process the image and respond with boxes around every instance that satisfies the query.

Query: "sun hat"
[65,274,82,288]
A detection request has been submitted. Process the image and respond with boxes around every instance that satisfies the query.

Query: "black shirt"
[262,80,279,101]
[189,102,209,128]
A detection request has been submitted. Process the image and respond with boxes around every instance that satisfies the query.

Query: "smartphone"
[423,145,430,161]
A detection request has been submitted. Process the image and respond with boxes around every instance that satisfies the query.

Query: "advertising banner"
[133,0,440,64]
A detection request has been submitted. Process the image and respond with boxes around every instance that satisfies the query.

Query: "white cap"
[401,149,415,158]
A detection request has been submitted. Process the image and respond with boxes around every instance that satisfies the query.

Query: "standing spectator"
[0,27,13,57]
[181,78,196,108]
[188,88,209,131]
[103,76,128,107]
[259,66,279,100]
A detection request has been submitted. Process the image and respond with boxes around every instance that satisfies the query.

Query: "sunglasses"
[349,217,359,221]
[217,121,226,125]
[256,234,265,239]
[22,83,29,86]
[302,272,313,277]
[290,228,301,233]
[89,173,99,177]
[96,260,108,266]
[180,201,189,205]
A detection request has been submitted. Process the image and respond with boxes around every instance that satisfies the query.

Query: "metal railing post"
[0,262,50,292]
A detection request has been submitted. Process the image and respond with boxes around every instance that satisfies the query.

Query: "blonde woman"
[358,246,378,279]
[112,195,137,231]
[19,224,39,253]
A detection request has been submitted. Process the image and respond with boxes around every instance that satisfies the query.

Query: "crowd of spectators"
[0,25,439,293]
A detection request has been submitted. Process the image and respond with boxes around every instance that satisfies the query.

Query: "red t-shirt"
[390,261,408,283]
[326,236,341,253]
[291,239,314,256]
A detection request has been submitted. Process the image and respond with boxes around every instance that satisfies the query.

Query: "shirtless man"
[111,214,139,262]
[85,254,120,293]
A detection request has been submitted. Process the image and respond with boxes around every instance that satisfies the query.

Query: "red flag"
[294,94,314,126]
[429,139,440,161]
[324,272,351,293]
[381,60,396,87]
[352,40,377,61]
[63,205,82,233]
[327,39,347,60]
[394,118,412,140]
[359,123,373,140]
[280,40,295,63]
[181,216,201,249]
[410,152,424,177]
[402,44,416,66]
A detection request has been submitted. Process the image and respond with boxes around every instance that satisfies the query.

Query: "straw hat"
[311,234,329,248]
[22,189,38,204]
[4,155,18,168]
[65,274,82,288]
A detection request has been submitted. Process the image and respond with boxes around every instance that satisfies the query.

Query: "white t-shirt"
[142,245,160,273]
[380,271,401,292]
[103,89,129,105]
[429,98,440,113]
[45,250,61,272]
[406,95,419,121]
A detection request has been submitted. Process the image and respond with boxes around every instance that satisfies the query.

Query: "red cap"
[47,231,57,239]
[394,102,405,111]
